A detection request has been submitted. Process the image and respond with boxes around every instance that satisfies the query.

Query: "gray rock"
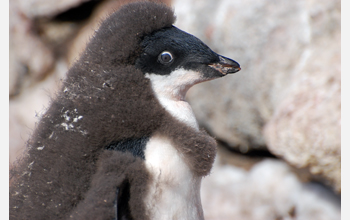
[9,0,55,96]
[263,23,341,192]
[201,157,340,220]
[15,0,88,18]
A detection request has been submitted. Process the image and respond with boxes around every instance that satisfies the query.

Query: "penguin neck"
[145,69,202,130]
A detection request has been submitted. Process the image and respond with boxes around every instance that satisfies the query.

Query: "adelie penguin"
[10,1,240,220]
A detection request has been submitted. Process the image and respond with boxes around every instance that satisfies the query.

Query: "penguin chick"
[9,2,240,220]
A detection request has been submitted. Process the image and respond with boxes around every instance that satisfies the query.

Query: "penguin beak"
[208,55,241,75]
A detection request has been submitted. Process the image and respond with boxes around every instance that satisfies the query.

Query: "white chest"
[158,97,199,130]
[144,134,204,220]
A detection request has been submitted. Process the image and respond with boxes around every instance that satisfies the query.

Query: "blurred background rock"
[9,0,341,219]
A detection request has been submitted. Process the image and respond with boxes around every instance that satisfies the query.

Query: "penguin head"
[73,2,239,101]
[135,26,240,100]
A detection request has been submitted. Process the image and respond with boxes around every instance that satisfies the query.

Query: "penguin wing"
[68,137,150,220]
[114,178,132,220]
[106,137,150,219]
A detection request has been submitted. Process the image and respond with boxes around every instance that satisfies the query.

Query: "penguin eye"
[158,51,173,64]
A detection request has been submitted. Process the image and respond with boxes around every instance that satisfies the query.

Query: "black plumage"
[9,1,240,220]
[106,137,149,160]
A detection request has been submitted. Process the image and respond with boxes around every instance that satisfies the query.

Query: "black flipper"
[114,180,133,220]
[108,137,149,219]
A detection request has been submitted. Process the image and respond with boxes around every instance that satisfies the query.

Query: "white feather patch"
[145,68,204,130]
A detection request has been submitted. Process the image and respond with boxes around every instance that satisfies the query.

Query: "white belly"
[144,134,204,220]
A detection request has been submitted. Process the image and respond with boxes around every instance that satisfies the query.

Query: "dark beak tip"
[220,55,240,72]
[233,66,241,73]
[226,68,240,74]
[209,55,241,75]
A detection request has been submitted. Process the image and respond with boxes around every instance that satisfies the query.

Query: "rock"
[263,22,341,192]
[9,47,26,96]
[201,157,341,220]
[15,0,88,18]
[173,0,340,191]
[9,0,55,96]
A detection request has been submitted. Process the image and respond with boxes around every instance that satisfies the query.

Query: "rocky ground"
[9,0,341,219]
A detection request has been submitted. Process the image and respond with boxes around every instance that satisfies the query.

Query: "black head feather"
[135,25,240,78]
